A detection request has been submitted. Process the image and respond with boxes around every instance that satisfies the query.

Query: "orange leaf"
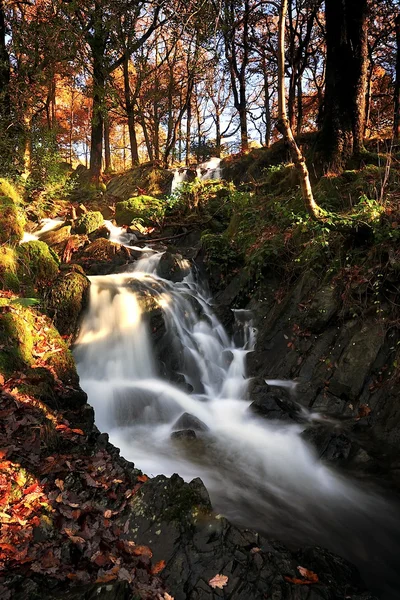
[132,545,153,558]
[71,428,84,435]
[137,474,148,482]
[151,559,166,574]
[285,566,319,585]
[208,574,228,589]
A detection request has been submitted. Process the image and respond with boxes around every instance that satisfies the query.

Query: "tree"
[319,0,369,170]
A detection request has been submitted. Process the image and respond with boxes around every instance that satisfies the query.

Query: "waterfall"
[170,158,222,193]
[74,252,400,599]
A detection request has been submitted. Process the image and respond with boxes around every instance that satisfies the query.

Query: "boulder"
[157,252,187,282]
[0,183,25,245]
[249,380,303,422]
[17,240,60,290]
[171,429,197,441]
[74,238,139,275]
[73,211,104,235]
[173,412,209,432]
[115,195,164,227]
[46,267,90,337]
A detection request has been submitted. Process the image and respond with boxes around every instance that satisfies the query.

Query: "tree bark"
[123,56,139,165]
[104,110,111,172]
[320,0,369,170]
[89,48,105,182]
[394,14,400,139]
[0,0,10,121]
[278,0,324,222]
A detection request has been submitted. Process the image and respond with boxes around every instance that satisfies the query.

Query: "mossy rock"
[17,241,60,290]
[0,195,26,245]
[74,238,135,275]
[115,195,164,226]
[107,164,173,201]
[46,269,90,336]
[74,211,104,235]
[0,246,20,292]
[0,305,35,375]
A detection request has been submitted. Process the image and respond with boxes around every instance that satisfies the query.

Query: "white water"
[21,218,65,243]
[170,157,222,193]
[74,251,400,597]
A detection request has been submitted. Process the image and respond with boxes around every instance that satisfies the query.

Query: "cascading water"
[170,157,222,193]
[75,249,400,599]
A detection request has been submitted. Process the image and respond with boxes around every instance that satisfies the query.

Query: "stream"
[68,227,400,599]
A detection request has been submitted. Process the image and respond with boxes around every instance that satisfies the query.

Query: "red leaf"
[151,559,166,574]
[208,574,228,589]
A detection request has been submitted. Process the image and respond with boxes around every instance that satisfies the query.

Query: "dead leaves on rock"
[285,565,319,585]
[0,389,169,598]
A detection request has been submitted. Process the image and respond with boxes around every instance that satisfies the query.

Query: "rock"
[74,238,139,275]
[157,252,187,282]
[106,164,173,201]
[46,267,90,337]
[302,423,355,465]
[0,246,20,291]
[172,412,209,432]
[39,225,71,246]
[171,429,197,441]
[115,195,164,227]
[88,225,110,241]
[17,240,60,290]
[329,321,385,399]
[0,179,25,245]
[73,211,104,235]
[302,284,341,332]
[118,474,378,600]
[249,380,302,422]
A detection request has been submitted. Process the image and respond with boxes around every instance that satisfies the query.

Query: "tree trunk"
[263,58,271,148]
[320,0,368,170]
[394,15,400,139]
[278,0,324,222]
[186,99,192,166]
[89,49,105,182]
[0,0,10,121]
[104,110,111,172]
[123,56,139,165]
[296,75,303,137]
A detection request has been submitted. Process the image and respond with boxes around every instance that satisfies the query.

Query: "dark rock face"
[171,429,197,440]
[249,380,303,422]
[118,474,377,600]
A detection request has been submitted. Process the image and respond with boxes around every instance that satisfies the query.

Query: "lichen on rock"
[46,266,90,336]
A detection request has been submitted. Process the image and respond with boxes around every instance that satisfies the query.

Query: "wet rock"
[171,429,197,441]
[157,251,187,282]
[249,380,302,422]
[302,423,355,465]
[88,224,110,241]
[173,412,209,432]
[74,238,139,275]
[119,474,377,600]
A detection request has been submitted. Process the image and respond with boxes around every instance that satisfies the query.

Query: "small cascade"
[170,157,222,193]
[21,218,64,244]
[74,249,400,598]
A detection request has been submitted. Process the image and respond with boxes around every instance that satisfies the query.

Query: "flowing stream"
[73,228,400,599]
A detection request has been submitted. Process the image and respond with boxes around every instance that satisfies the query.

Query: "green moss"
[17,241,60,290]
[0,306,35,375]
[74,211,104,234]
[115,195,164,226]
[0,247,20,292]
[0,195,26,245]
[0,178,23,205]
[46,270,90,336]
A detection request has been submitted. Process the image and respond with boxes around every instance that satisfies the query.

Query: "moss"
[74,211,104,234]
[0,178,23,205]
[0,195,26,245]
[17,241,60,290]
[44,325,78,386]
[46,269,90,336]
[107,164,173,201]
[0,305,35,375]
[0,246,20,292]
[115,195,164,226]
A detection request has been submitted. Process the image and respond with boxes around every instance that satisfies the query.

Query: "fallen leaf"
[285,565,319,585]
[151,559,166,574]
[208,574,228,589]
[357,404,371,419]
[137,474,148,482]
[132,545,153,558]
